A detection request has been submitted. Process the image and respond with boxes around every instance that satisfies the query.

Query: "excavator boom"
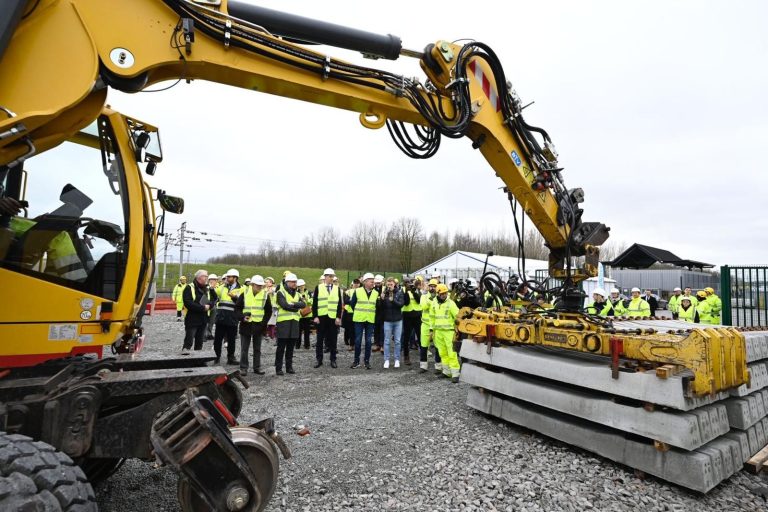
[0,0,608,285]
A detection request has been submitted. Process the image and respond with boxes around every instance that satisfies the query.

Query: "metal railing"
[721,265,768,327]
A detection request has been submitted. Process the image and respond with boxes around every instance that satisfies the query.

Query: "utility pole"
[179,221,186,282]
[161,234,176,289]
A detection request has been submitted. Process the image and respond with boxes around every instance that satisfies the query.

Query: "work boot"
[227,358,238,365]
[434,369,442,376]
[451,376,460,384]
[286,368,296,374]
[330,361,337,369]
[275,369,284,376]
[314,361,323,368]
[239,369,248,376]
[254,369,266,375]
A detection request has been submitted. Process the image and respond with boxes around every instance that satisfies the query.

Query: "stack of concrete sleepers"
[460,320,768,492]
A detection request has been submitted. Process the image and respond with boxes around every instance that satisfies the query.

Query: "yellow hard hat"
[428,279,438,286]
[705,287,715,294]
[436,284,449,294]
[696,290,707,299]
[415,275,424,282]
[283,270,292,277]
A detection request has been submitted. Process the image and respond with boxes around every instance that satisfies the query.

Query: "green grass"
[156,263,402,292]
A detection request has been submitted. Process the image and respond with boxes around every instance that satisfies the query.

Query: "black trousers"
[343,316,355,345]
[240,327,264,371]
[315,316,338,362]
[374,319,384,347]
[206,308,216,338]
[214,323,238,361]
[297,318,312,349]
[275,338,296,371]
[183,324,206,351]
[402,314,420,358]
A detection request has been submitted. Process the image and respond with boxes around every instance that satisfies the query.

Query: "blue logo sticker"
[511,151,522,166]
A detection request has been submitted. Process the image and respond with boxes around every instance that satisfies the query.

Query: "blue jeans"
[354,322,374,364]
[382,321,402,361]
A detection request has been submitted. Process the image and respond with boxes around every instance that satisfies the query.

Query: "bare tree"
[387,217,424,273]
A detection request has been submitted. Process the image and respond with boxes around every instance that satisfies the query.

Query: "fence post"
[720,265,731,326]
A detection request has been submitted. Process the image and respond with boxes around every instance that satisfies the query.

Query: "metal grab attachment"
[151,389,283,512]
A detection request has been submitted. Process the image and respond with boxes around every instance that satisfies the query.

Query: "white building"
[410,250,549,282]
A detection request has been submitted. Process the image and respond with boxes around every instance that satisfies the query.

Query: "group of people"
[586,285,722,323]
[171,268,461,382]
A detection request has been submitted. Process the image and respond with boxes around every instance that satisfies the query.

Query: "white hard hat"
[208,274,218,280]
[284,273,298,282]
[323,268,335,276]
[225,268,239,278]
[610,288,620,294]
[631,287,641,293]
[374,274,384,283]
[362,272,375,281]
[297,279,306,286]
[593,288,607,298]
[251,275,265,286]
[673,287,682,292]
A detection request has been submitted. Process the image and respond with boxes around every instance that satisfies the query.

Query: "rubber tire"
[0,432,97,511]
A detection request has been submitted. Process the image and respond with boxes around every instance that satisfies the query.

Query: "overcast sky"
[105,0,767,268]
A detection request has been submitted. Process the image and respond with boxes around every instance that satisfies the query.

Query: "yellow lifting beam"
[456,308,749,397]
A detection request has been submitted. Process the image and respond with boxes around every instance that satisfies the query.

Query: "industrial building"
[409,250,549,281]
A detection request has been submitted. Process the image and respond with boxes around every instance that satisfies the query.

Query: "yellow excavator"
[0,0,746,510]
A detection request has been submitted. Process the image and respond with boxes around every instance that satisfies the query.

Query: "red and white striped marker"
[468,60,501,112]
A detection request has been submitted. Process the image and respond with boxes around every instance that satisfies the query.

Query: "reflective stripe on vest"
[420,294,435,323]
[432,300,456,330]
[352,288,378,323]
[217,283,242,310]
[316,284,340,318]
[626,298,649,317]
[243,288,268,322]
[277,289,300,323]
[402,291,415,313]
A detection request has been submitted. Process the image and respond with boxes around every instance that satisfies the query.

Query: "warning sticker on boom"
[48,324,78,341]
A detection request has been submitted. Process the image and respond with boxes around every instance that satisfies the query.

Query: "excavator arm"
[0,0,608,296]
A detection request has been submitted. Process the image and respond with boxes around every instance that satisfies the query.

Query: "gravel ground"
[94,312,768,511]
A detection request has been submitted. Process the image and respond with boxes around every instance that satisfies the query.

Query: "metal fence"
[721,265,768,327]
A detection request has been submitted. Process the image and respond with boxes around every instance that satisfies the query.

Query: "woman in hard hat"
[678,297,696,323]
[586,288,611,316]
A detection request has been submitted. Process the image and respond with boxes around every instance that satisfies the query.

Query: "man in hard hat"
[349,273,379,369]
[296,279,312,350]
[182,270,215,352]
[430,284,461,383]
[313,268,343,368]
[678,297,696,323]
[704,287,722,324]
[668,287,682,320]
[695,290,713,324]
[419,279,442,374]
[608,288,627,316]
[214,268,244,364]
[172,275,187,322]
[275,273,306,375]
[235,275,271,375]
[643,289,658,317]
[343,278,361,351]
[586,288,611,316]
[205,274,219,340]
[372,274,385,353]
[626,287,651,318]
